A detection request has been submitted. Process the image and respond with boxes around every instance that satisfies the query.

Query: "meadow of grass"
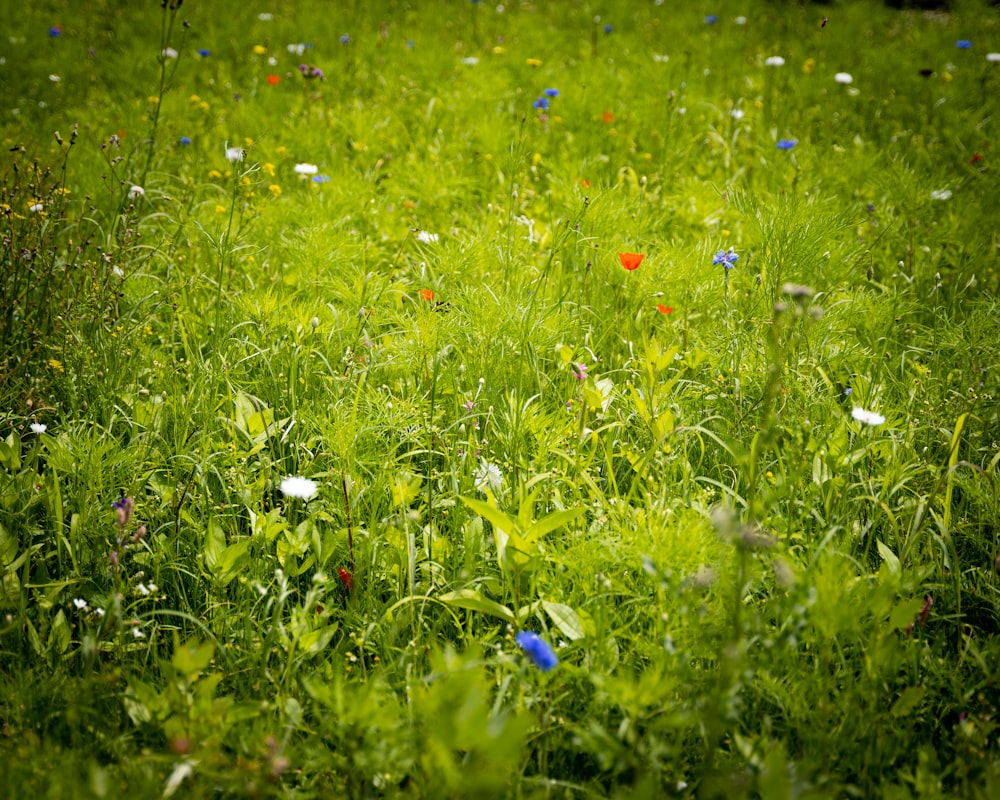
[1,0,999,796]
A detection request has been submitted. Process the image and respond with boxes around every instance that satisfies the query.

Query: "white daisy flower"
[294,162,319,175]
[474,460,504,494]
[280,476,318,500]
[834,72,853,84]
[851,407,886,426]
[72,598,88,610]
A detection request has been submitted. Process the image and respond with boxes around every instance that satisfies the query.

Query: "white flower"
[461,57,480,66]
[851,407,886,426]
[49,74,61,82]
[765,56,785,67]
[162,47,178,59]
[930,189,952,201]
[258,12,273,21]
[731,109,745,120]
[652,54,669,63]
[986,53,1000,63]
[28,203,43,213]
[225,146,244,163]
[136,583,151,596]
[735,16,747,25]
[95,607,105,617]
[287,43,306,56]
[294,162,319,175]
[30,423,46,434]
[474,460,504,494]
[834,72,853,84]
[128,185,145,198]
[132,628,145,639]
[72,598,88,610]
[280,476,318,500]
[416,231,439,244]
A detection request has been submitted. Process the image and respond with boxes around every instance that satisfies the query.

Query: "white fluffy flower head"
[280,476,318,500]
[851,407,886,426]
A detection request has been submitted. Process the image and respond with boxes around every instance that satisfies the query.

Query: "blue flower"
[712,247,739,270]
[198,49,211,57]
[180,136,192,145]
[516,631,558,671]
[312,174,331,183]
[705,15,718,24]
[340,34,351,45]
[544,88,559,98]
[49,26,61,37]
[533,97,550,111]
[776,138,797,150]
[957,40,972,49]
[603,24,614,34]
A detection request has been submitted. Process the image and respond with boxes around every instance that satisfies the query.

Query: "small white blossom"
[49,74,61,82]
[731,109,745,120]
[834,72,853,84]
[474,460,504,494]
[258,12,273,21]
[132,628,145,639]
[416,231,439,244]
[95,608,105,617]
[72,598,88,610]
[765,56,785,67]
[287,43,306,56]
[734,16,747,25]
[986,53,1000,63]
[461,57,480,66]
[280,476,318,500]
[28,203,43,213]
[30,423,46,434]
[136,583,151,596]
[294,162,319,175]
[930,189,952,201]
[162,47,179,59]
[225,146,244,163]
[128,185,145,198]
[851,407,886,426]
[652,54,669,63]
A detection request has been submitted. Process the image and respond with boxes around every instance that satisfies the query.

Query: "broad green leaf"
[542,600,589,641]
[438,589,515,623]
[526,507,586,541]
[172,636,216,676]
[48,609,70,655]
[300,622,340,654]
[212,539,251,585]
[203,518,226,569]
[891,685,926,717]
[876,539,900,576]
[888,597,925,632]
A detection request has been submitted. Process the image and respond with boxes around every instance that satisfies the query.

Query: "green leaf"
[438,589,516,623]
[460,495,520,537]
[876,539,900,576]
[888,597,925,632]
[542,600,590,641]
[171,635,216,676]
[891,685,926,717]
[48,608,70,655]
[211,539,251,586]
[203,518,226,569]
[526,507,586,542]
[300,622,340,654]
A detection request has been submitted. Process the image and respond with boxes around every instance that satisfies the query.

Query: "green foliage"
[2,0,1000,797]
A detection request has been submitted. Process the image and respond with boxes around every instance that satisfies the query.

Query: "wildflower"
[544,88,559,97]
[253,44,267,55]
[526,58,542,67]
[461,57,479,66]
[776,138,797,150]
[310,316,320,329]
[930,189,952,201]
[30,423,47,434]
[705,15,718,24]
[294,162,319,175]
[851,407,885,426]
[112,495,134,527]
[162,47,178,59]
[601,110,615,124]
[29,203,44,213]
[132,628,145,639]
[765,56,785,67]
[532,97,550,111]
[337,567,354,591]
[225,146,244,163]
[573,363,588,380]
[180,136,192,145]
[956,40,972,49]
[280,476,318,500]
[734,16,747,24]
[653,54,669,63]
[298,64,324,79]
[731,108,745,120]
[47,358,64,372]
[72,598,88,610]
[618,252,645,270]
[49,74,61,82]
[268,184,282,196]
[49,26,61,37]
[970,152,982,164]
[416,231,439,243]
[515,631,558,671]
[136,583,151,596]
[312,174,331,183]
[259,12,273,20]
[339,34,350,45]
[128,185,145,198]
[603,24,613,34]
[198,49,210,57]
[474,459,504,494]
[835,72,853,84]
[987,53,1000,63]
[713,247,739,269]
[267,74,280,85]
[803,58,815,73]
[418,288,435,301]
[656,304,673,314]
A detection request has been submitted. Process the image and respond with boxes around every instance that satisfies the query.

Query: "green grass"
[2,0,1000,797]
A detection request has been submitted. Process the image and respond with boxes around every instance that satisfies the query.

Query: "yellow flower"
[253,44,267,55]
[215,205,226,214]
[243,137,254,147]
[147,96,160,104]
[803,58,815,74]
[721,229,731,237]
[189,94,201,103]
[275,146,288,155]
[942,71,953,83]
[47,358,64,373]
[199,101,210,111]
[208,169,223,179]
[493,46,506,55]
[268,184,282,196]
[263,162,275,176]
[526,58,542,67]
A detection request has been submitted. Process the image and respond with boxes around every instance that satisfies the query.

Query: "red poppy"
[267,74,280,86]
[580,178,591,188]
[602,110,615,124]
[618,252,645,271]
[338,567,354,591]
[970,152,982,164]
[656,304,673,314]
[419,288,435,301]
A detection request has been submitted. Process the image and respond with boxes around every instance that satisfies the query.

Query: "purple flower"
[515,631,558,671]
[712,247,739,270]
[776,138,797,150]
[340,34,351,45]
[573,363,588,380]
[299,64,324,79]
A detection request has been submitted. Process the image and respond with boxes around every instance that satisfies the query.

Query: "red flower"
[419,288,435,301]
[970,152,982,164]
[656,304,673,314]
[267,74,280,86]
[602,110,615,124]
[618,252,645,271]
[338,567,354,591]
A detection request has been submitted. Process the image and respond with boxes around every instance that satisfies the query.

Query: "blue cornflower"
[533,97,550,111]
[49,26,61,37]
[544,88,559,98]
[340,34,351,45]
[705,15,718,25]
[515,631,558,672]
[957,40,972,49]
[713,247,739,270]
[198,49,211,57]
[603,24,613,34]
[312,174,331,183]
[180,136,192,145]
[776,138,797,150]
